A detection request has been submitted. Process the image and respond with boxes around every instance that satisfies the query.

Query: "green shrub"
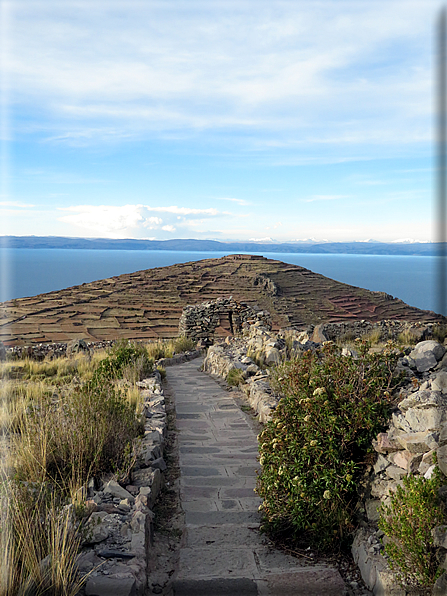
[172,336,196,354]
[226,368,245,387]
[96,340,152,381]
[378,471,445,590]
[256,341,399,551]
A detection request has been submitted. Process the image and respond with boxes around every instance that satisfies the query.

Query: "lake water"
[0,248,445,316]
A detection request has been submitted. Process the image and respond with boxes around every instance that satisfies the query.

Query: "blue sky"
[0,0,443,243]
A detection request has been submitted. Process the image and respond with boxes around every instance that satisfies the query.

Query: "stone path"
[165,359,346,595]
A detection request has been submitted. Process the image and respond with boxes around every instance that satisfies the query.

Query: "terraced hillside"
[0,254,444,346]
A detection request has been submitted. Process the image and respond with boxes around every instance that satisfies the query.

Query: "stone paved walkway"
[165,359,346,596]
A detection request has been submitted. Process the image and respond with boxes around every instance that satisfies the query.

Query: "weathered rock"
[437,445,447,476]
[352,529,405,596]
[408,340,446,372]
[404,406,447,432]
[433,571,447,596]
[265,348,281,365]
[365,499,381,523]
[385,465,407,482]
[398,389,445,411]
[150,457,167,472]
[83,511,112,544]
[373,432,401,454]
[433,526,447,549]
[311,324,328,343]
[433,371,447,393]
[103,480,135,504]
[389,450,422,473]
[395,431,438,453]
[373,454,390,474]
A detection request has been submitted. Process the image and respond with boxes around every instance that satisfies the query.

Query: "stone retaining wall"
[352,340,447,596]
[76,371,168,596]
[178,297,272,342]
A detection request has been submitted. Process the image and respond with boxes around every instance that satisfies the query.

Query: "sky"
[0,0,444,243]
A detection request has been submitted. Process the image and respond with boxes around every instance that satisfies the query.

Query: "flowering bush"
[256,341,399,550]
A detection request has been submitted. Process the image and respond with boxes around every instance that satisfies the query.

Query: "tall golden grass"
[0,341,152,595]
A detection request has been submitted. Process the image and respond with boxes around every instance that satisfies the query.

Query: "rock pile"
[76,371,167,596]
[178,297,272,343]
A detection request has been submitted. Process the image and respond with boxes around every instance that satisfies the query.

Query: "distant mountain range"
[1,235,445,256]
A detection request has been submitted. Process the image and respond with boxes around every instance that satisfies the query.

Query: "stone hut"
[178,297,271,343]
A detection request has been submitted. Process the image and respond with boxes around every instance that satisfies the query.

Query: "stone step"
[173,568,346,595]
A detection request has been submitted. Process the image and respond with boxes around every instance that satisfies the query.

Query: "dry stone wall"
[352,340,447,596]
[310,320,440,344]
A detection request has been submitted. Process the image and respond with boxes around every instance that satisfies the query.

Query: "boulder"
[409,340,446,372]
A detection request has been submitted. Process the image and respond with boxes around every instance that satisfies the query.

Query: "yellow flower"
[313,387,326,397]
[310,440,317,447]
[323,490,331,500]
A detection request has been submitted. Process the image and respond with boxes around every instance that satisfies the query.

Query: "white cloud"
[216,197,250,206]
[145,205,221,216]
[56,202,235,238]
[58,205,146,235]
[0,200,35,208]
[5,0,439,154]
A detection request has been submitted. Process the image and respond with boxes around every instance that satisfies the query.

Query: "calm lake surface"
[0,248,445,316]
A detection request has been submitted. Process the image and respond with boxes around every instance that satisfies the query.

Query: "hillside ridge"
[0,254,444,346]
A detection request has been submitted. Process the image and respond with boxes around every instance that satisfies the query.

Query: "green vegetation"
[226,367,246,387]
[433,323,447,344]
[379,470,445,591]
[256,340,399,551]
[146,336,196,361]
